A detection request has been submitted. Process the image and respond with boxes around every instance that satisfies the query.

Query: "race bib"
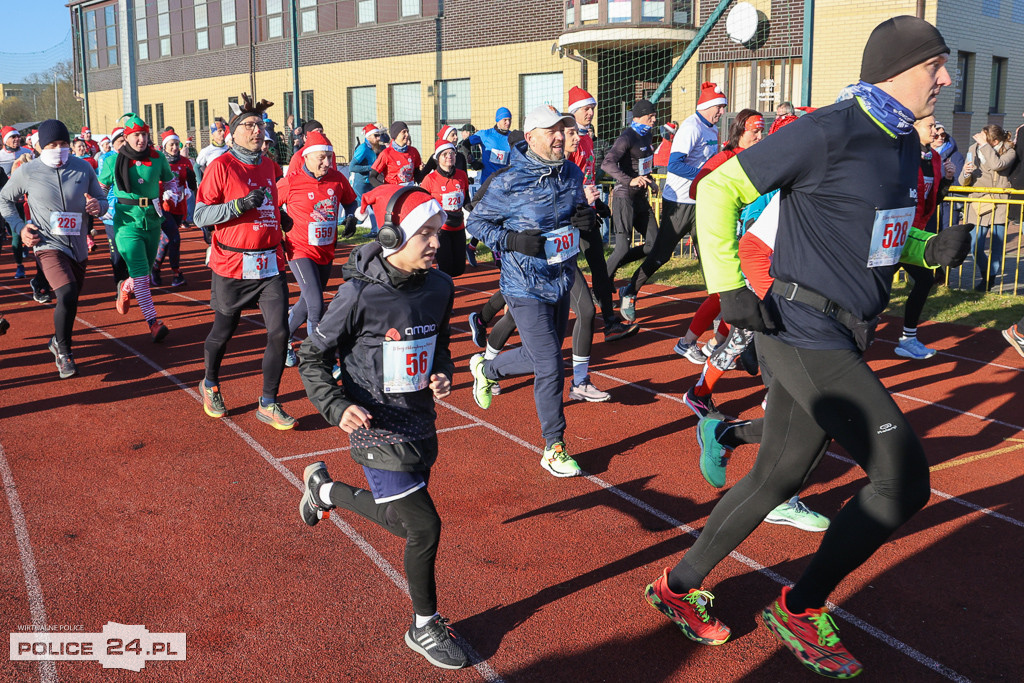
[307,220,336,246]
[241,248,279,280]
[382,335,437,394]
[441,190,463,211]
[637,154,654,176]
[866,207,916,268]
[544,225,580,265]
[490,149,508,166]
[49,211,82,236]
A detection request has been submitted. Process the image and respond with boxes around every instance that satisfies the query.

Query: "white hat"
[523,104,575,133]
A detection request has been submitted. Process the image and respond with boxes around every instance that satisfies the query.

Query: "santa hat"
[567,86,596,113]
[161,128,180,146]
[437,125,457,142]
[98,134,110,143]
[362,123,381,137]
[358,185,445,257]
[81,126,91,134]
[1,126,17,143]
[660,121,678,139]
[300,130,333,156]
[110,127,125,141]
[433,138,456,159]
[696,82,727,111]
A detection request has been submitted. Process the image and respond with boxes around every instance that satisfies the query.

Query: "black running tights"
[669,333,931,613]
[436,228,467,278]
[902,264,935,329]
[53,283,82,356]
[204,299,289,399]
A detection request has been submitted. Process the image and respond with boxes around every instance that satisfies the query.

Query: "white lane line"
[436,401,970,683]
[32,313,504,683]
[892,391,1024,432]
[1,444,60,683]
[276,423,481,462]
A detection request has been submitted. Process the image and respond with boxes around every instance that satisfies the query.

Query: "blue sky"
[0,3,75,83]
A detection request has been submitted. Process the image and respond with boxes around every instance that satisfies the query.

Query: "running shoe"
[0,315,9,335]
[151,267,163,287]
[765,497,830,532]
[284,344,298,368]
[894,336,937,360]
[684,387,719,420]
[171,272,187,287]
[299,460,334,527]
[674,339,707,365]
[702,339,720,357]
[618,285,637,322]
[149,319,169,343]
[643,568,731,645]
[469,353,496,409]
[540,441,581,477]
[200,381,226,418]
[48,337,77,379]
[465,243,478,268]
[468,312,487,348]
[1003,325,1024,358]
[404,614,469,670]
[14,264,25,279]
[760,586,862,679]
[696,417,729,488]
[256,400,296,430]
[115,280,131,315]
[30,279,52,304]
[604,319,640,342]
[569,376,611,402]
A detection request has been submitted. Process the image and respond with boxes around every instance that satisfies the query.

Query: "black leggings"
[606,190,657,280]
[53,282,83,356]
[669,333,931,613]
[204,297,289,400]
[480,291,505,325]
[580,226,615,322]
[436,227,467,278]
[329,480,442,616]
[155,213,183,271]
[627,198,696,295]
[287,258,332,339]
[901,264,935,329]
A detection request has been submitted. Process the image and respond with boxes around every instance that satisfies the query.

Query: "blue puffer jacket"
[467,143,585,303]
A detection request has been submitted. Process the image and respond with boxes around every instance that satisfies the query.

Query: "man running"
[461,107,513,265]
[642,17,971,678]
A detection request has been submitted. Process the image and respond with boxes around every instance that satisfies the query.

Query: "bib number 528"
[406,350,430,377]
[882,220,909,249]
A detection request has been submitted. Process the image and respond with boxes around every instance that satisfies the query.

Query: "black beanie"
[860,16,949,83]
[302,119,323,135]
[632,99,655,118]
[37,119,70,149]
[389,121,408,139]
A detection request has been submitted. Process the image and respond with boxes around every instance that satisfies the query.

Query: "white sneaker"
[765,497,830,532]
[674,339,707,365]
[702,339,720,357]
[569,377,611,402]
[894,336,937,360]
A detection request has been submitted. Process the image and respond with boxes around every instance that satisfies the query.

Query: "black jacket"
[297,242,455,471]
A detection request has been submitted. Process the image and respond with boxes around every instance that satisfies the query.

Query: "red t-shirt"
[371,145,422,185]
[419,168,469,230]
[278,167,357,265]
[197,152,284,279]
[161,156,193,215]
[570,133,596,185]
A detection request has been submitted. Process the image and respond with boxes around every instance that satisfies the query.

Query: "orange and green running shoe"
[643,568,731,645]
[760,586,863,679]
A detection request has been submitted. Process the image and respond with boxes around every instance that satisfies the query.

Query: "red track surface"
[1,233,1022,682]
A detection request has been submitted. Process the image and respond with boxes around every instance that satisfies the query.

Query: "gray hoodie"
[0,156,107,262]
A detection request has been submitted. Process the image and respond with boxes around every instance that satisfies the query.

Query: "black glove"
[925,223,972,267]
[719,287,776,333]
[232,188,266,216]
[470,160,484,171]
[570,204,597,233]
[505,229,546,258]
[279,210,293,233]
[342,215,358,238]
[594,199,611,219]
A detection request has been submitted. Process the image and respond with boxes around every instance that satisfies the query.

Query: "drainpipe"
[290,0,300,121]
[649,0,733,104]
[565,50,587,90]
[801,0,813,107]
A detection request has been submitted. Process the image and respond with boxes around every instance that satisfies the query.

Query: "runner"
[642,18,971,677]
[419,136,470,278]
[467,104,595,476]
[369,122,424,187]
[97,112,174,341]
[277,131,358,367]
[80,126,100,156]
[461,107,513,265]
[0,119,107,378]
[349,123,383,203]
[1,126,35,278]
[151,128,196,288]
[653,121,677,173]
[296,183,469,670]
[194,94,296,430]
[421,125,469,175]
[196,121,228,176]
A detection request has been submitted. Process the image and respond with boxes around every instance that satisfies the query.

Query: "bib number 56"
[406,350,430,377]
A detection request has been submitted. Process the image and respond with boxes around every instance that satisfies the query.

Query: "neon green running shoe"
[470,353,496,410]
[765,497,830,532]
[540,441,581,478]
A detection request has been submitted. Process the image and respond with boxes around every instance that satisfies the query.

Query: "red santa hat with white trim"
[696,82,727,111]
[433,137,456,160]
[357,185,445,257]
[362,123,381,138]
[436,124,457,142]
[161,128,180,147]
[300,130,333,156]
[567,86,596,113]
[1,126,18,144]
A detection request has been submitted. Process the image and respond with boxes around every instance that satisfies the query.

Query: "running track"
[1,234,1022,682]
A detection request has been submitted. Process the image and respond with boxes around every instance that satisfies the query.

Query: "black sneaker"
[468,312,487,349]
[151,268,163,287]
[48,337,77,379]
[604,319,640,342]
[404,615,469,670]
[0,315,9,335]
[170,272,186,287]
[30,279,52,304]
[299,461,335,527]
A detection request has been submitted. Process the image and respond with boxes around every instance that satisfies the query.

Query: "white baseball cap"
[523,104,575,133]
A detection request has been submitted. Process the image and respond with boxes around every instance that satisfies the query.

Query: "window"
[955,51,973,112]
[520,72,563,125]
[581,0,598,23]
[157,0,171,57]
[199,98,210,141]
[186,100,196,136]
[301,90,315,121]
[608,0,631,23]
[565,0,574,26]
[358,0,375,24]
[85,10,99,69]
[437,79,471,127]
[144,104,153,127]
[104,6,118,66]
[390,83,422,150]
[135,0,148,61]
[401,0,420,17]
[195,0,209,50]
[349,85,377,152]
[641,0,665,22]
[156,104,165,132]
[990,57,1007,114]
[299,0,317,32]
[222,0,237,45]
[268,0,283,39]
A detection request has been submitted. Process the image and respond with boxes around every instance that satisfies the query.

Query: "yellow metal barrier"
[940,186,1024,295]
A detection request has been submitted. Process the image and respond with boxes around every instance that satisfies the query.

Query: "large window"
[157,0,171,57]
[520,72,563,125]
[267,0,284,39]
[144,104,153,127]
[299,0,318,32]
[283,90,315,123]
[955,52,973,112]
[186,100,196,137]
[990,57,1007,114]
[222,0,237,46]
[199,99,210,145]
[390,83,422,150]
[358,0,375,24]
[85,10,99,69]
[581,0,599,23]
[608,0,631,23]
[349,86,377,152]
[135,0,148,61]
[401,0,421,17]
[437,79,471,127]
[641,0,665,22]
[195,0,209,51]
[156,104,165,132]
[104,6,118,66]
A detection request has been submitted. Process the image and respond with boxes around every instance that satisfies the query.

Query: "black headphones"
[378,186,432,251]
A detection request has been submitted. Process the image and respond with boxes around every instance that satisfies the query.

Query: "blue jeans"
[971,222,1005,284]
